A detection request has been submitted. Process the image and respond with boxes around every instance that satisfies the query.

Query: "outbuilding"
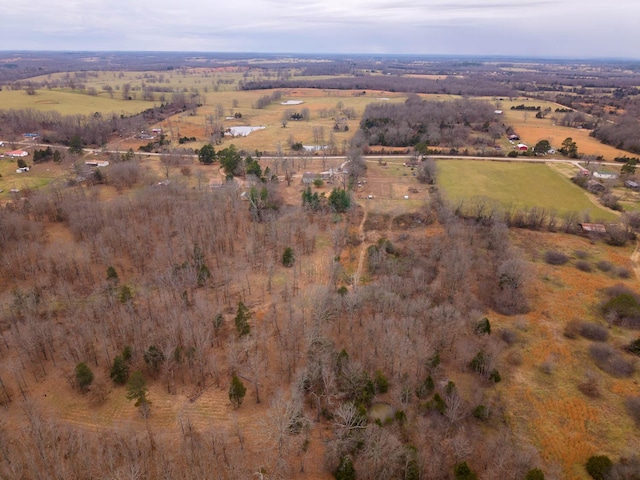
[593,172,618,180]
[579,223,607,234]
[6,150,28,157]
[302,172,319,184]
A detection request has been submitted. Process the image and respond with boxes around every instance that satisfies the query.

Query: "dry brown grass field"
[501,231,640,479]
[496,97,629,160]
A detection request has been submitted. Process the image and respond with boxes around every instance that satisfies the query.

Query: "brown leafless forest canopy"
[358,96,500,148]
[1,52,640,480]
[0,177,539,479]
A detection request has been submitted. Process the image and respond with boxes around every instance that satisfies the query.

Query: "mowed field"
[0,89,152,116]
[437,159,619,221]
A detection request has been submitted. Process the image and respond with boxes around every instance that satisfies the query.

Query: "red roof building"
[6,150,28,157]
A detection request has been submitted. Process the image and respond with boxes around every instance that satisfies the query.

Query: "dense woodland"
[0,167,550,479]
[358,96,501,148]
[242,75,515,97]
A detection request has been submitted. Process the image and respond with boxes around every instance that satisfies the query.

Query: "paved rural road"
[1,139,624,168]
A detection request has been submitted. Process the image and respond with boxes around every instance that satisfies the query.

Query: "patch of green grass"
[0,89,152,116]
[0,158,66,196]
[437,160,618,221]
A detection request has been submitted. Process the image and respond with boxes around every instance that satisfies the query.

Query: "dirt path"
[352,206,400,288]
[352,208,368,288]
[584,188,622,216]
[630,240,640,280]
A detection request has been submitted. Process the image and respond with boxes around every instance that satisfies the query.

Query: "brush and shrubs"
[544,250,569,265]
[625,396,640,426]
[575,260,592,272]
[588,344,635,377]
[601,284,640,328]
[578,322,609,342]
[585,455,612,480]
[596,260,613,272]
[564,319,608,341]
[577,371,601,398]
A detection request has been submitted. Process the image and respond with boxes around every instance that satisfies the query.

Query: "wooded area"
[1,52,640,480]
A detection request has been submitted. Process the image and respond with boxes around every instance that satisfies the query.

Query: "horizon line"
[1,50,639,63]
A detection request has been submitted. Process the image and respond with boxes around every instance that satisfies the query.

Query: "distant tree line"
[591,115,640,154]
[242,75,515,97]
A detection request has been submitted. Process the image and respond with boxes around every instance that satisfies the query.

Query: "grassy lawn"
[0,157,68,197]
[437,159,618,221]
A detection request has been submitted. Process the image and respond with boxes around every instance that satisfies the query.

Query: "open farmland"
[0,154,71,197]
[0,88,153,116]
[154,88,408,153]
[498,97,630,160]
[436,159,619,221]
[29,68,251,94]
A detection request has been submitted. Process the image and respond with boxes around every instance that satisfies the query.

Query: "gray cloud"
[0,0,638,58]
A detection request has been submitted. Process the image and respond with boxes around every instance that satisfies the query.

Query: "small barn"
[517,143,528,151]
[85,161,110,167]
[302,172,319,184]
[624,180,640,190]
[6,150,28,157]
[579,223,607,234]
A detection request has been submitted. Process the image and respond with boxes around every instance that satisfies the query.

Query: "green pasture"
[436,160,618,221]
[0,157,62,197]
[0,88,152,116]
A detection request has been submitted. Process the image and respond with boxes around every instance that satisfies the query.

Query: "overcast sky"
[1,0,638,59]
